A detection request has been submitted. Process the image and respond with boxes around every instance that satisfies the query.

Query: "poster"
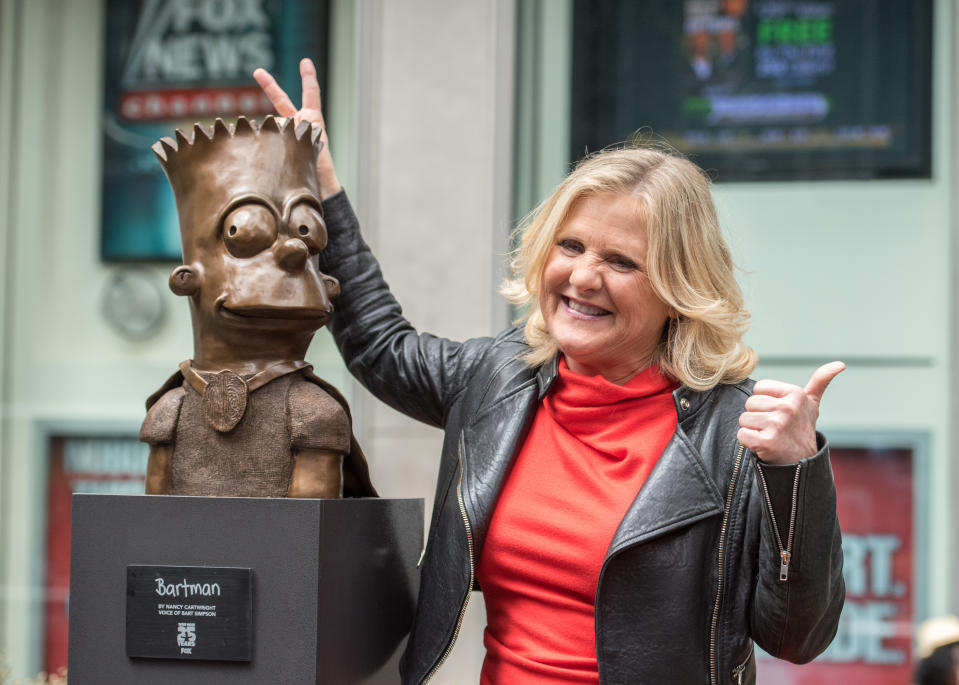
[756,445,915,684]
[44,436,150,675]
[100,0,329,261]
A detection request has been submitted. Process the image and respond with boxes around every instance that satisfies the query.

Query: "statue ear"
[169,265,202,296]
[322,274,340,300]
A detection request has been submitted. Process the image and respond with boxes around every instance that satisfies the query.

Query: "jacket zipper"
[708,443,746,685]
[422,451,475,684]
[731,656,748,684]
[755,462,802,581]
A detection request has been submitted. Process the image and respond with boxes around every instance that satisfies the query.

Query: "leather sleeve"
[755,460,798,545]
[749,434,845,663]
[318,191,494,429]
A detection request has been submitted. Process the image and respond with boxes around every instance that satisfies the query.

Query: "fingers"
[804,361,845,403]
[253,67,298,117]
[743,393,784,413]
[751,378,794,398]
[300,58,322,112]
[754,361,845,404]
[739,407,777,431]
[738,415,816,464]
[736,426,764,453]
[741,364,834,464]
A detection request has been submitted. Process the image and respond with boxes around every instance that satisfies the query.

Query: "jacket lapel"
[459,379,540,556]
[458,356,725,559]
[608,430,725,554]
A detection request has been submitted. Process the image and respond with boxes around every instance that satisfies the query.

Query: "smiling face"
[197,188,332,334]
[538,192,672,384]
[189,137,334,343]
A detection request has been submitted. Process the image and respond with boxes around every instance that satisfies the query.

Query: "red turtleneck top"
[475,358,679,684]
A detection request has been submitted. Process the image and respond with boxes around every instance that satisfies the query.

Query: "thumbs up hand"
[737,362,845,465]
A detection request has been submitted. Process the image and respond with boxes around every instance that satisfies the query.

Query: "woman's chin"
[556,345,603,376]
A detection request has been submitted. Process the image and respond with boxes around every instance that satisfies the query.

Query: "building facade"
[0,0,955,681]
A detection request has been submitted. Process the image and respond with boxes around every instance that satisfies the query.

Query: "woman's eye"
[289,203,327,254]
[609,256,639,272]
[222,204,277,258]
[558,239,583,254]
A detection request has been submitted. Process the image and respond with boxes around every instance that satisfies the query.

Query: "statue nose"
[275,239,309,272]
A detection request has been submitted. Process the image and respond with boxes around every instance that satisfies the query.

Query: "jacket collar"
[465,356,725,558]
[674,384,707,418]
[536,358,707,413]
[607,384,725,553]
[460,373,540,556]
[535,355,559,399]
[608,432,724,554]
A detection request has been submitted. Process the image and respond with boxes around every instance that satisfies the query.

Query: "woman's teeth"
[565,297,608,316]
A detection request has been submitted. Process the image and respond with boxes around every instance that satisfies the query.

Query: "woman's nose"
[275,238,309,272]
[569,258,601,291]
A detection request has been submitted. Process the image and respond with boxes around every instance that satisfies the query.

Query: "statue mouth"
[220,304,332,321]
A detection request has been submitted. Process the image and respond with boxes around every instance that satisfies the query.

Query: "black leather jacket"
[320,192,844,685]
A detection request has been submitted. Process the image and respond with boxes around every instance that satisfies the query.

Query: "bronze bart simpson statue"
[139,115,376,499]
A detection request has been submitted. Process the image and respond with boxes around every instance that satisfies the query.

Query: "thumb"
[804,361,845,403]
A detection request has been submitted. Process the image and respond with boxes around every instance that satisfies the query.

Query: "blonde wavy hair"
[501,146,756,390]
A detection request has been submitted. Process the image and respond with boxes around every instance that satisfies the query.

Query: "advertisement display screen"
[756,445,916,684]
[571,0,932,181]
[101,0,330,261]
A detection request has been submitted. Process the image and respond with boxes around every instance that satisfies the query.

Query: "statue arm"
[289,448,344,498]
[141,387,184,494]
[145,444,174,494]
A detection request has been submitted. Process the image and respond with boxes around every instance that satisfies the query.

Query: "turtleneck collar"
[544,357,679,462]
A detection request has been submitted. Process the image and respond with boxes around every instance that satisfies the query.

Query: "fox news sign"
[101,0,329,260]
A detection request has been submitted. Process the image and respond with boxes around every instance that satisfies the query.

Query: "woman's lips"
[562,296,610,319]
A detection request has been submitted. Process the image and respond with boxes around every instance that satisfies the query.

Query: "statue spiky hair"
[152,114,322,172]
[152,115,325,257]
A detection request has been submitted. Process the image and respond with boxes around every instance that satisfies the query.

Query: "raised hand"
[737,362,845,465]
[253,58,340,198]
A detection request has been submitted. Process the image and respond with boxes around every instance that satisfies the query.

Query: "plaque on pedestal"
[125,564,254,661]
[68,495,423,684]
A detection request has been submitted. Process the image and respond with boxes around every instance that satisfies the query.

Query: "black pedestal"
[67,495,423,684]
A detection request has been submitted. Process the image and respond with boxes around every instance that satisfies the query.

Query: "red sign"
[756,446,914,683]
[118,87,274,122]
[44,437,148,676]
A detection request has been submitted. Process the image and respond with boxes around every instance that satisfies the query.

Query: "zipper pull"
[779,549,791,581]
[732,662,746,684]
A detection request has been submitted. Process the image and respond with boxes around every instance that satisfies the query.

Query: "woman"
[915,616,959,685]
[254,59,844,685]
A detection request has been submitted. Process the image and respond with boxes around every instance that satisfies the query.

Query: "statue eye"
[222,204,277,258]
[289,203,327,254]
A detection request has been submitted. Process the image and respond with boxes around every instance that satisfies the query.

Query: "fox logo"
[177,622,196,647]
